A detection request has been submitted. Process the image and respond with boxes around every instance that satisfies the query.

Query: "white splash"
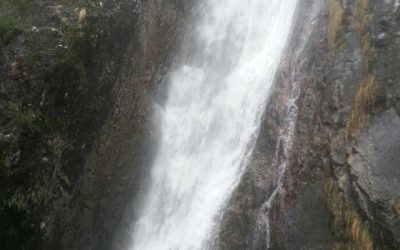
[130,1,298,249]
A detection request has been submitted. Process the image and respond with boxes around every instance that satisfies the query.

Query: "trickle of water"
[251,2,321,248]
[130,1,298,249]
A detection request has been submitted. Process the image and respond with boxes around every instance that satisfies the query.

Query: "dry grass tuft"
[395,199,400,215]
[345,74,378,141]
[354,0,372,31]
[348,212,374,250]
[355,0,375,72]
[361,33,375,72]
[328,0,344,51]
[325,178,374,250]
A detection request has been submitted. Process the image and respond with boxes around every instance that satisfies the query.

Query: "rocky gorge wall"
[0,0,191,249]
[219,0,400,249]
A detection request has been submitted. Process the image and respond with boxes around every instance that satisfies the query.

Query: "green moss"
[0,16,21,46]
[0,16,17,29]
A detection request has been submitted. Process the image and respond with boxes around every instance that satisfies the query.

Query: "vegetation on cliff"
[0,0,113,248]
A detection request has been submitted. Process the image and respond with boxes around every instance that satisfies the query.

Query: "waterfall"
[130,0,298,249]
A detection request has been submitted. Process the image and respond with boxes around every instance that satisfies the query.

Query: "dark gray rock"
[277,183,332,250]
[349,109,400,202]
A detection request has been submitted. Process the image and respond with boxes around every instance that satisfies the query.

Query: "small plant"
[7,192,26,211]
[328,0,344,51]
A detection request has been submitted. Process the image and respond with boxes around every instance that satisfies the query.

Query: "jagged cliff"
[1,0,400,250]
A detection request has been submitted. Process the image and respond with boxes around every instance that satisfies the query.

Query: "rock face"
[349,109,400,202]
[219,0,400,249]
[0,0,191,249]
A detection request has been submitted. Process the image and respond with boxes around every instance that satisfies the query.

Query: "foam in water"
[130,0,298,249]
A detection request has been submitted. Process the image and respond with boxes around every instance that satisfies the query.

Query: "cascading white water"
[130,1,298,249]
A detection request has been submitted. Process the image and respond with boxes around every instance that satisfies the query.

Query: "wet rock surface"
[349,109,400,202]
[0,0,191,249]
[219,0,400,249]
